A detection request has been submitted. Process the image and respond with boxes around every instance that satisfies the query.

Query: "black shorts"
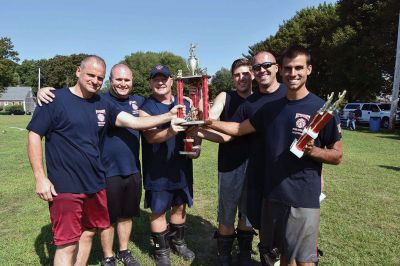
[106,173,142,224]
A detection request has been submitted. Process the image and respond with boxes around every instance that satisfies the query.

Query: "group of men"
[31,58,195,266]
[29,44,343,266]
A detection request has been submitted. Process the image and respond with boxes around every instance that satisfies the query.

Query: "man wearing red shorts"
[27,56,182,265]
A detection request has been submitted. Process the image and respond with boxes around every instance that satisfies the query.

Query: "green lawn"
[0,116,399,265]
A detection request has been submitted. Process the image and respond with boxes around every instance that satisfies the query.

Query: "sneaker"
[116,250,141,266]
[101,256,117,266]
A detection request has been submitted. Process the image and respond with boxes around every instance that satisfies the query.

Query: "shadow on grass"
[34,208,219,265]
[131,208,218,265]
[379,165,400,171]
[377,134,400,140]
[34,224,55,266]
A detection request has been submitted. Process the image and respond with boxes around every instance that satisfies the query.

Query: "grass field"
[0,115,399,265]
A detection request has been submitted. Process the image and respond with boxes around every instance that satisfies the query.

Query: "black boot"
[236,229,256,266]
[151,229,171,266]
[169,223,195,261]
[258,243,280,266]
[214,231,235,266]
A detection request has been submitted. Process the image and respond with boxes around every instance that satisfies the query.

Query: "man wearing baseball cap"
[140,64,200,265]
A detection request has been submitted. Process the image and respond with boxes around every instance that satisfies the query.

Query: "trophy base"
[290,139,304,158]
[180,120,207,126]
[179,151,197,155]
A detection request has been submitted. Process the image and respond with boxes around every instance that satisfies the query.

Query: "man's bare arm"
[188,127,233,143]
[208,119,256,137]
[27,131,58,201]
[304,140,343,165]
[208,92,227,120]
[139,110,186,144]
[116,105,184,130]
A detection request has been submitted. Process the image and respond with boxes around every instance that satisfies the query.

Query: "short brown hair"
[281,45,311,65]
[230,58,251,75]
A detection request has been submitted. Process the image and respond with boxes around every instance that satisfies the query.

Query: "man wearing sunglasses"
[232,52,287,236]
[191,51,287,265]
[207,45,342,266]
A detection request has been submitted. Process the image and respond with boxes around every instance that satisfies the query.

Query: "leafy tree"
[248,4,340,97]
[247,0,400,101]
[99,80,111,94]
[42,54,88,88]
[122,51,188,98]
[210,67,234,99]
[0,37,19,61]
[0,37,19,93]
[329,0,400,101]
[15,59,47,94]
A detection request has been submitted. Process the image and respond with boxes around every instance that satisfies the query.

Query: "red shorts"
[48,189,110,246]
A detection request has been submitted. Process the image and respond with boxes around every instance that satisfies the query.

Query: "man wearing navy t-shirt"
[191,58,256,265]
[208,46,343,266]
[139,65,200,266]
[27,56,182,266]
[99,64,144,266]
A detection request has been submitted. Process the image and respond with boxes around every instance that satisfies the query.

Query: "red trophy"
[176,43,210,155]
[290,90,346,158]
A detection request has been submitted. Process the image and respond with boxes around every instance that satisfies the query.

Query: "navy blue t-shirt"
[218,91,249,172]
[233,85,287,180]
[250,92,342,208]
[27,88,121,194]
[101,91,145,178]
[234,84,287,229]
[140,96,193,191]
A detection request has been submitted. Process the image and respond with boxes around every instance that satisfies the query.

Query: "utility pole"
[38,68,41,92]
[389,13,400,130]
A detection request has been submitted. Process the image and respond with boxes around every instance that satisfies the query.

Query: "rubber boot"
[214,231,235,266]
[258,243,280,266]
[169,223,195,261]
[237,229,255,266]
[151,229,171,266]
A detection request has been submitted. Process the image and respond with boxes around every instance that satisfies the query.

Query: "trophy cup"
[290,90,346,158]
[176,43,210,155]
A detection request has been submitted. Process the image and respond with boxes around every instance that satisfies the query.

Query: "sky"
[1,0,337,78]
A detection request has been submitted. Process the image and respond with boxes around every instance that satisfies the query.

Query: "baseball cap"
[149,65,171,79]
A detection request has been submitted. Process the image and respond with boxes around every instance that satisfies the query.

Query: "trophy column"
[176,43,210,155]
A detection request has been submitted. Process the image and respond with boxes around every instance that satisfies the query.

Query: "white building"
[0,87,36,114]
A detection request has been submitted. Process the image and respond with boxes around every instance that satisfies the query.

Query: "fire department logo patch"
[293,113,311,135]
[96,109,106,126]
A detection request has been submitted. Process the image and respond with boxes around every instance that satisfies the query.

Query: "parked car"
[341,102,400,128]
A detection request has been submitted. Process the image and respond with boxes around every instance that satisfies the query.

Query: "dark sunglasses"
[252,62,277,71]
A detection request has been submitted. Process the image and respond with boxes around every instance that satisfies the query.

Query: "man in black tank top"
[191,59,255,265]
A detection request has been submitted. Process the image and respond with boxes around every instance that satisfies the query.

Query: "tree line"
[1,0,399,101]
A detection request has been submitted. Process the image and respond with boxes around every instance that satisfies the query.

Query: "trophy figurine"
[176,44,210,155]
[290,90,346,158]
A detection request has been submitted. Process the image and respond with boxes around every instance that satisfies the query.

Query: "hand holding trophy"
[290,90,346,158]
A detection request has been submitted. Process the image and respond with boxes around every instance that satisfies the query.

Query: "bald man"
[205,51,287,265]
[29,57,182,266]
[98,64,143,266]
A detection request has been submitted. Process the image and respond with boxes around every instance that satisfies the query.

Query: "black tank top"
[218,91,249,172]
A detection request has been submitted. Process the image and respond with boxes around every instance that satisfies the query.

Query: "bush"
[0,105,3,111]
[5,104,25,115]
